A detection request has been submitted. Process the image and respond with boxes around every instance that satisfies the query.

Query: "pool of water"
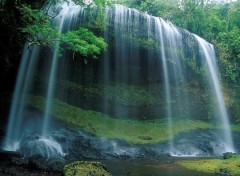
[102,157,214,176]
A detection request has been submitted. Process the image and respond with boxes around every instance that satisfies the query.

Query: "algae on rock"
[64,161,111,176]
[177,156,240,176]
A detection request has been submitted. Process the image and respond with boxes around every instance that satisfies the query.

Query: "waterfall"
[3,45,40,151]
[3,1,84,152]
[42,1,83,136]
[194,35,235,152]
[2,2,235,156]
[154,18,174,154]
[102,4,235,154]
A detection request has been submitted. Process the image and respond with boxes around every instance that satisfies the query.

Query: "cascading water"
[2,1,235,158]
[3,45,40,151]
[42,1,83,136]
[155,18,174,154]
[104,5,235,155]
[194,35,235,152]
[3,1,84,156]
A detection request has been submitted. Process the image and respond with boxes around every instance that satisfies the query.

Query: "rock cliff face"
[29,4,214,121]
[3,3,224,127]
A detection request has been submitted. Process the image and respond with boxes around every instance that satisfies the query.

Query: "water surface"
[102,157,214,176]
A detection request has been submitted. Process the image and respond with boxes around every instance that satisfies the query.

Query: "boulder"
[63,161,112,176]
[215,168,232,176]
[0,150,21,161]
[28,154,48,171]
[223,152,239,160]
[47,159,65,172]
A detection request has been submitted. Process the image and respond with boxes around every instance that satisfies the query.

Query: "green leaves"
[19,1,108,62]
[218,28,240,83]
[60,27,107,61]
[19,4,59,47]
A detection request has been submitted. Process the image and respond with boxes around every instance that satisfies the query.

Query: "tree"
[19,4,59,47]
[61,27,107,63]
[19,0,108,62]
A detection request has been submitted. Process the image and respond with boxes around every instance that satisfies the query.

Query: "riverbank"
[178,155,240,176]
[0,150,215,176]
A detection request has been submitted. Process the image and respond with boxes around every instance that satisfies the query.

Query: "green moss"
[223,152,239,159]
[223,86,240,123]
[230,124,240,132]
[102,84,160,105]
[63,161,111,176]
[27,95,215,144]
[121,34,159,50]
[57,81,160,106]
[177,157,240,175]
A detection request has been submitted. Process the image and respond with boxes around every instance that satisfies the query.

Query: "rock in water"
[28,154,48,171]
[223,152,239,159]
[19,136,65,159]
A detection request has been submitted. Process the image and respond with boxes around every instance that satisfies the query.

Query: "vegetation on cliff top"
[118,0,240,87]
[19,3,107,62]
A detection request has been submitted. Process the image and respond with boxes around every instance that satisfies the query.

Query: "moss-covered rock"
[63,161,111,176]
[223,152,239,160]
[222,85,240,123]
[56,81,159,106]
[177,157,240,176]
[53,80,211,120]
[53,81,164,120]
[27,95,214,144]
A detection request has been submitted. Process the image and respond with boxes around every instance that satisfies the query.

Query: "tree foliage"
[19,4,59,47]
[1,0,240,81]
[18,0,109,62]
[61,27,107,63]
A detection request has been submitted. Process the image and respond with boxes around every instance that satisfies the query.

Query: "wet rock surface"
[22,127,240,161]
[215,168,233,176]
[1,121,240,175]
[0,150,64,176]
[162,129,235,156]
[0,150,21,162]
[2,109,234,176]
[223,152,239,159]
[0,92,10,147]
[55,84,209,121]
[5,127,240,162]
